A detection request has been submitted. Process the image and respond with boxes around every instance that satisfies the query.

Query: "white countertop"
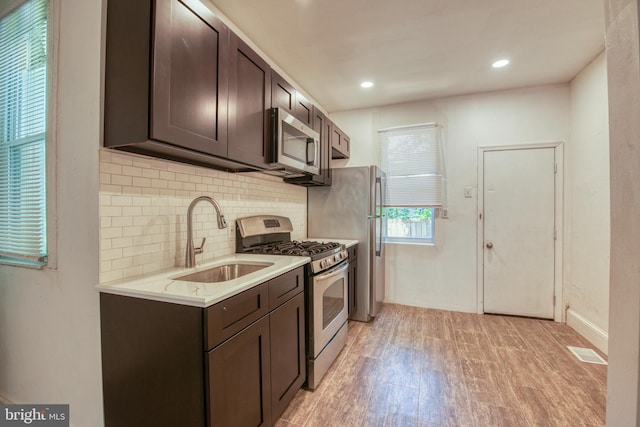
[308,237,359,248]
[96,254,309,308]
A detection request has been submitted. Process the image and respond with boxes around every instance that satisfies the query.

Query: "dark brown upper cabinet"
[271,71,296,116]
[228,34,271,169]
[284,106,332,186]
[294,92,313,126]
[331,121,351,159]
[152,0,228,154]
[271,71,313,126]
[105,0,255,171]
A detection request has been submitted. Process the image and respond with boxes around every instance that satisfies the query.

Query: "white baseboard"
[566,308,608,355]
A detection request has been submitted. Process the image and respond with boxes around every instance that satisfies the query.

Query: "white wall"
[604,0,640,424]
[0,0,103,425]
[566,51,610,353]
[331,85,571,312]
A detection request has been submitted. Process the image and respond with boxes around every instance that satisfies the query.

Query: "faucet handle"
[194,237,206,255]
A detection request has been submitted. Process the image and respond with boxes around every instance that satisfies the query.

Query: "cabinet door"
[208,317,272,427]
[295,92,313,126]
[271,71,296,116]
[228,34,271,168]
[152,0,229,156]
[269,292,306,423]
[331,122,350,159]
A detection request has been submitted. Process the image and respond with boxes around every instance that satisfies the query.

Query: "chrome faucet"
[185,196,227,268]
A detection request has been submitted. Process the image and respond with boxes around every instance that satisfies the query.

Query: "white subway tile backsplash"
[99,149,307,283]
[111,175,133,186]
[110,152,134,166]
[101,248,123,261]
[101,162,122,175]
[132,177,152,188]
[122,166,143,177]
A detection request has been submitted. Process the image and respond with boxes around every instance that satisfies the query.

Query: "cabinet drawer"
[268,267,304,310]
[205,282,269,350]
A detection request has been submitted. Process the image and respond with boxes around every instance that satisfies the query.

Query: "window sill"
[384,240,435,247]
[0,257,46,269]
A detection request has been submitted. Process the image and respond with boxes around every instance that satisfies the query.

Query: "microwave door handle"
[306,138,317,165]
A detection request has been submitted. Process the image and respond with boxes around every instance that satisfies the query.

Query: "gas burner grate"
[250,240,342,257]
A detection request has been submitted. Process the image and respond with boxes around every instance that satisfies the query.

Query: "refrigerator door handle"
[375,176,383,257]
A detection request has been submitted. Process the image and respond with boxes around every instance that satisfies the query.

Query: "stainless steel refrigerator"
[308,166,386,322]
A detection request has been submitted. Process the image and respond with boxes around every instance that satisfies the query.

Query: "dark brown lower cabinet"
[269,292,306,423]
[208,316,272,427]
[208,292,305,427]
[100,266,305,427]
[100,293,206,427]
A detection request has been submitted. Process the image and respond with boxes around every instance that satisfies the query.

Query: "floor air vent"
[567,346,608,365]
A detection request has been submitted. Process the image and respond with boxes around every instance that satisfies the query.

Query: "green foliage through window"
[385,207,434,243]
[385,208,432,221]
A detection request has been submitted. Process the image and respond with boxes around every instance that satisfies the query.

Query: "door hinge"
[554,230,557,240]
[553,295,556,306]
[554,163,558,173]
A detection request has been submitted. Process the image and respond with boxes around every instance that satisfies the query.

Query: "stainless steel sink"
[173,262,274,283]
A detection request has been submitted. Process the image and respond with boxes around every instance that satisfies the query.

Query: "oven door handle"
[315,262,349,281]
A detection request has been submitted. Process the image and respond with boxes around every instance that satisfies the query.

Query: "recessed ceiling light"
[360,81,374,88]
[492,59,510,68]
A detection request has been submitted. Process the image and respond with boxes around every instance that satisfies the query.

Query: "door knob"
[486,242,494,249]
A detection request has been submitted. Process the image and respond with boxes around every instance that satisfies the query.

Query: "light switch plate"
[464,186,473,198]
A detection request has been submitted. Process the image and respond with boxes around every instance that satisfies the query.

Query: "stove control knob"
[334,255,339,262]
[320,260,327,269]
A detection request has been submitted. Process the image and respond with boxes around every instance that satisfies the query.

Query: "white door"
[483,148,556,319]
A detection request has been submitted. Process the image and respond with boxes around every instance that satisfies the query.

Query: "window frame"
[384,207,436,245]
[0,0,58,269]
[379,122,445,246]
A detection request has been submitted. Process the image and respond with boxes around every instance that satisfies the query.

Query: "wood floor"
[276,303,607,427]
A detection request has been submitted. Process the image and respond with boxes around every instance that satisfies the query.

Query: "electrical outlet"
[441,208,448,219]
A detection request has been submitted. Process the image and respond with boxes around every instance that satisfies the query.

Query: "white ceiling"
[209,0,605,113]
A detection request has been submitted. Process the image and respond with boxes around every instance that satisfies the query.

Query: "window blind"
[0,0,48,265]
[379,123,446,208]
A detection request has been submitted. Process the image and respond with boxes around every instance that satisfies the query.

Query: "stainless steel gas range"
[236,215,349,389]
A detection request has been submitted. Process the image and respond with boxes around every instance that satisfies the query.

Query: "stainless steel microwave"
[267,108,320,176]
